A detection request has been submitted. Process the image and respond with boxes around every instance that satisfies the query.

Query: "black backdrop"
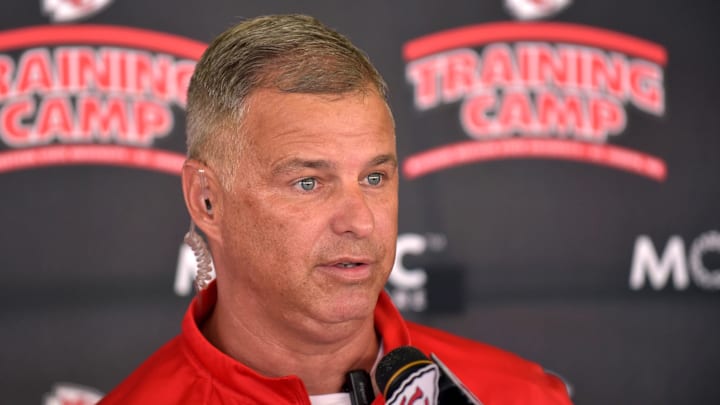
[1,1,719,404]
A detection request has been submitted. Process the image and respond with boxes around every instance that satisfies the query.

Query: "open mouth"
[337,262,363,268]
[320,259,373,281]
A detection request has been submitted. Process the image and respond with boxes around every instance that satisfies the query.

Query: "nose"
[330,183,375,238]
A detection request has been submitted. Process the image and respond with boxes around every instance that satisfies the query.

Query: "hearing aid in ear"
[184,168,215,294]
[198,169,213,214]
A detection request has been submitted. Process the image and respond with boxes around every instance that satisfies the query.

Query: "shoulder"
[407,321,536,373]
[406,321,573,405]
[98,336,210,405]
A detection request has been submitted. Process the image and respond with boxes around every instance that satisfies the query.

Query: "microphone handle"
[344,370,375,405]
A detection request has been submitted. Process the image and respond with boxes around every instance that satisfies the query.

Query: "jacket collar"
[180,282,411,403]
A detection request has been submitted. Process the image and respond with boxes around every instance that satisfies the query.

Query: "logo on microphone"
[385,363,440,405]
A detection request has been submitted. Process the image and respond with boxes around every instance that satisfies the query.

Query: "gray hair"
[186,14,389,189]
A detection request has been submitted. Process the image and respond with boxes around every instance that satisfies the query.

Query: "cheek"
[375,194,399,230]
[233,196,317,255]
[244,206,290,248]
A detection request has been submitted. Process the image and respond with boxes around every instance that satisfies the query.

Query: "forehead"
[241,89,396,166]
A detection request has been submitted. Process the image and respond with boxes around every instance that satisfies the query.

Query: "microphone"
[374,346,482,405]
[343,370,375,405]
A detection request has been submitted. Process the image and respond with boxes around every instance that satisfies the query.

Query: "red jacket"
[100,284,572,404]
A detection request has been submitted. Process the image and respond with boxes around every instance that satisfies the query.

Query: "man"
[100,14,572,404]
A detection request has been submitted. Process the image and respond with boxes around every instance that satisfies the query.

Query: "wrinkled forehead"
[243,88,394,136]
[238,89,396,166]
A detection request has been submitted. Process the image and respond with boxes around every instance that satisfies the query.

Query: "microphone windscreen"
[375,346,434,397]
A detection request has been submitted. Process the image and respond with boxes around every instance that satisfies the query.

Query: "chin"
[322,291,378,323]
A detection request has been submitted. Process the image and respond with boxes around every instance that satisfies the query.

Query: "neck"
[201,285,380,395]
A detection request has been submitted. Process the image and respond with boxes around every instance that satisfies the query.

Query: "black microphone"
[375,346,482,405]
[343,370,375,405]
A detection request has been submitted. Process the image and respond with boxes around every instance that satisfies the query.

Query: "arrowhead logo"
[42,0,114,22]
[504,0,572,20]
[385,363,440,405]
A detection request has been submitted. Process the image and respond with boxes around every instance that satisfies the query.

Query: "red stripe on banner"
[0,145,185,175]
[0,25,207,59]
[403,22,667,65]
[402,139,667,181]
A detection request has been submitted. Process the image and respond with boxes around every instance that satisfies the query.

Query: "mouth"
[325,256,373,267]
[334,262,365,269]
[319,257,374,281]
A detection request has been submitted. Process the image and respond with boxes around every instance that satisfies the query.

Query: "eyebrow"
[271,158,335,176]
[271,154,397,176]
[369,154,398,169]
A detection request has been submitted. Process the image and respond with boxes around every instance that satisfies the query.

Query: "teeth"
[340,263,357,268]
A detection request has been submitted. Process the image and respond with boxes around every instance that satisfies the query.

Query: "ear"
[181,159,223,244]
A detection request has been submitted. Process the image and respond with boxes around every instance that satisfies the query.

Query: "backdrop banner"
[1,1,718,404]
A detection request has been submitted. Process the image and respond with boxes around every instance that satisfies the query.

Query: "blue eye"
[367,173,382,186]
[297,178,316,191]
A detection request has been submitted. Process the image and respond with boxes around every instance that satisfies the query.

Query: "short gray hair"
[186,14,389,188]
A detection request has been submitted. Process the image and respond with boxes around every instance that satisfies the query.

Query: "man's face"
[216,88,398,333]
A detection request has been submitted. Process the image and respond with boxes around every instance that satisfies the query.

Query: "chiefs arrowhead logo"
[504,0,572,20]
[43,383,103,405]
[42,0,114,22]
